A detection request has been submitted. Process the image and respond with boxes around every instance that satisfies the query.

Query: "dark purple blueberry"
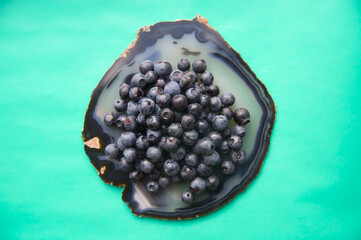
[195,82,206,94]
[146,146,163,162]
[203,151,221,166]
[163,159,180,177]
[198,137,215,155]
[128,87,144,102]
[206,84,220,96]
[206,112,216,123]
[199,94,210,109]
[220,140,231,154]
[177,59,190,71]
[158,174,170,188]
[164,137,180,152]
[164,81,181,96]
[104,143,119,159]
[184,70,197,80]
[147,181,159,193]
[154,60,172,77]
[182,130,199,146]
[233,125,246,137]
[222,127,232,139]
[172,94,188,111]
[185,88,200,103]
[155,78,166,88]
[159,107,174,124]
[221,93,235,106]
[146,115,160,130]
[200,71,214,85]
[206,175,220,190]
[208,131,223,147]
[129,170,144,182]
[185,153,199,167]
[168,123,183,138]
[130,73,147,89]
[119,83,130,99]
[119,157,134,172]
[113,98,127,112]
[220,107,233,120]
[146,129,162,144]
[136,135,150,151]
[144,70,157,85]
[139,60,154,74]
[158,136,167,150]
[136,113,147,126]
[196,163,213,177]
[192,59,207,73]
[104,113,116,127]
[181,114,196,130]
[169,70,183,82]
[115,114,127,128]
[140,159,154,174]
[119,131,136,147]
[170,146,186,161]
[180,166,196,181]
[138,98,155,116]
[228,135,242,150]
[222,160,235,175]
[212,115,229,131]
[147,86,163,101]
[187,103,203,119]
[124,116,138,131]
[123,148,137,163]
[126,101,139,116]
[190,177,206,193]
[192,142,201,155]
[209,97,222,112]
[179,76,195,91]
[195,119,210,134]
[149,169,161,180]
[234,108,250,125]
[156,93,172,108]
[181,190,194,203]
[231,150,246,165]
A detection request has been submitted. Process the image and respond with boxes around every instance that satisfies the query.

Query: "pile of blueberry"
[103,59,250,204]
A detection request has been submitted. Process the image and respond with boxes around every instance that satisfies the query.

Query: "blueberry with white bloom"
[105,143,119,159]
[139,60,154,74]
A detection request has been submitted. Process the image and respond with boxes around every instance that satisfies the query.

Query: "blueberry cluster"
[103,59,250,203]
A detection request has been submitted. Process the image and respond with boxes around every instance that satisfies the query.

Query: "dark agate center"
[82,15,276,219]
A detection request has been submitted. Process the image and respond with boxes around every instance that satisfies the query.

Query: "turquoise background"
[1,0,360,239]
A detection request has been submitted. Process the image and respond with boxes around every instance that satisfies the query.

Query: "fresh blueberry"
[181,114,196,130]
[221,93,235,106]
[219,140,231,154]
[228,135,242,150]
[120,131,136,147]
[195,119,210,134]
[206,84,220,96]
[203,151,221,166]
[180,165,196,181]
[164,137,180,152]
[154,60,172,77]
[128,87,144,101]
[168,123,183,138]
[164,81,181,96]
[234,108,250,125]
[233,125,246,137]
[154,104,161,116]
[200,71,214,85]
[209,97,222,112]
[115,114,127,128]
[147,181,159,193]
[172,94,188,111]
[136,135,150,151]
[190,177,206,193]
[136,113,147,126]
[206,112,216,123]
[155,78,166,88]
[124,116,137,131]
[139,60,154,74]
[185,153,199,167]
[185,88,200,103]
[158,136,167,151]
[163,159,180,177]
[208,131,223,146]
[138,98,155,116]
[147,86,163,101]
[181,190,194,203]
[149,169,161,180]
[123,148,137,163]
[177,59,190,71]
[220,107,233,120]
[182,130,199,146]
[222,127,232,139]
[192,59,207,73]
[127,101,139,116]
[129,170,144,182]
[187,103,203,119]
[170,146,186,161]
[130,73,147,89]
[104,113,116,127]
[179,75,196,91]
[158,174,170,188]
[198,137,215,155]
[140,159,154,174]
[212,115,229,131]
[199,94,210,109]
[144,71,157,85]
[116,137,126,151]
[159,107,174,124]
[104,143,119,159]
[192,142,201,155]
[206,175,220,190]
[169,70,184,82]
[194,82,206,94]
[231,150,246,165]
[156,93,172,108]
[146,146,163,162]
[146,115,160,130]
[196,163,213,177]
[146,129,162,144]
[119,157,134,172]
[119,83,130,99]
[113,98,127,112]
[222,160,235,175]
[183,70,198,80]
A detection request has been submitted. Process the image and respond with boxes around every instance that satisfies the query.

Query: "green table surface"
[1,0,361,239]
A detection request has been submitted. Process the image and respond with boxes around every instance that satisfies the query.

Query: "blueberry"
[158,136,167,151]
[104,113,116,127]
[181,114,196,130]
[139,60,154,74]
[147,181,159,193]
[170,146,186,161]
[149,169,161,180]
[130,73,147,89]
[198,137,215,155]
[185,153,199,167]
[120,132,136,147]
[187,104,203,120]
[234,108,250,125]
[146,146,162,162]
[196,163,213,177]
[119,83,130,99]
[192,59,207,73]
[220,107,233,120]
[180,165,196,181]
[192,142,201,155]
[233,125,246,137]
[206,112,216,123]
[164,81,181,96]
[159,107,174,124]
[181,190,194,203]
[208,131,223,146]
[154,60,172,77]
[147,86,163,101]
[155,78,166,88]
[146,129,162,144]
[190,177,206,193]
[124,116,138,131]
[222,160,235,175]
[183,70,198,80]
[154,104,161,116]
[179,76,195,91]
[209,97,222,112]
[228,135,242,150]
[200,71,214,85]
[104,143,119,159]
[169,70,184,82]
[138,98,155,116]
[219,140,231,154]
[195,119,209,134]
[206,84,220,96]
[222,127,232,138]
[204,151,221,166]
[129,170,144,182]
[115,114,127,128]
[164,137,180,152]
[221,93,235,106]
[119,157,134,172]
[212,115,229,131]
[173,111,183,122]
[136,135,150,151]
[182,130,199,146]
[199,94,210,109]
[140,159,154,174]
[168,123,183,138]
[163,159,180,177]
[127,101,139,116]
[195,82,206,94]
[136,113,147,126]
[185,88,200,103]
[123,148,137,163]
[231,150,246,165]
[113,98,127,112]
[146,115,160,130]
[177,59,190,71]
[158,174,171,188]
[206,175,220,190]
[116,137,126,151]
[156,93,172,108]
[199,111,207,120]
[172,94,188,111]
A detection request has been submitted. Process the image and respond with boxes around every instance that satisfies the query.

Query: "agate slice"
[82,15,276,219]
